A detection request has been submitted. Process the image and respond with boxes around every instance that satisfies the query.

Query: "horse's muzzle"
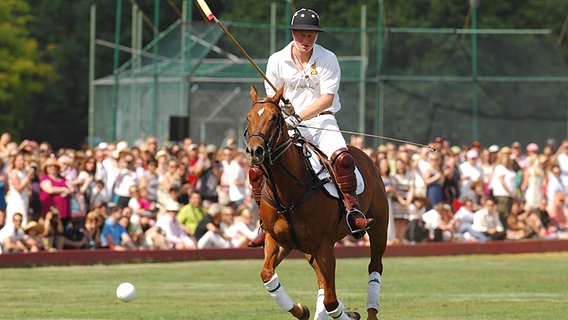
[246,144,265,166]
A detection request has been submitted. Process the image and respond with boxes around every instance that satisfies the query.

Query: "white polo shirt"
[264,42,341,115]
[263,42,346,158]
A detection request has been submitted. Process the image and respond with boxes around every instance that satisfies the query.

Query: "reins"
[245,99,324,253]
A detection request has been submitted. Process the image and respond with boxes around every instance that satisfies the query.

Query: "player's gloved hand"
[284,114,302,129]
[282,99,295,116]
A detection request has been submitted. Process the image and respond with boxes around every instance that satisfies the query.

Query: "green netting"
[93,18,568,148]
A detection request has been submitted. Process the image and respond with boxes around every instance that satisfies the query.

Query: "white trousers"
[296,114,347,159]
[197,231,231,249]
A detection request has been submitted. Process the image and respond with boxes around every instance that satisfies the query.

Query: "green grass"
[0,252,567,319]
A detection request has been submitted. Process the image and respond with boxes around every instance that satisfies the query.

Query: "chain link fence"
[93,16,568,149]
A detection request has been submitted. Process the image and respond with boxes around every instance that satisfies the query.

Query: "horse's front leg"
[260,234,309,319]
[310,243,357,320]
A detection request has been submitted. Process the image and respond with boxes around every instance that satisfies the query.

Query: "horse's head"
[245,85,288,166]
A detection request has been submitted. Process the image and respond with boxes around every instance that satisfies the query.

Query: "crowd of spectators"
[0,132,258,253]
[367,136,568,245]
[0,130,567,254]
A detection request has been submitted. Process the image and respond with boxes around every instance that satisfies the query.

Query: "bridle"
[244,98,323,253]
[243,99,294,166]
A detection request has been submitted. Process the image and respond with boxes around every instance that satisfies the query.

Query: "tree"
[0,1,53,140]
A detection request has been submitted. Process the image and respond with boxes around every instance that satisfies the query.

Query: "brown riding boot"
[248,227,266,248]
[331,148,375,238]
[248,165,265,247]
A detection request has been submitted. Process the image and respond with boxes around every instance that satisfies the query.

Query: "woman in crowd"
[377,157,395,244]
[157,158,182,207]
[491,147,517,229]
[547,191,568,231]
[22,221,46,252]
[422,151,445,210]
[77,156,97,211]
[522,154,545,212]
[83,211,102,249]
[39,158,73,223]
[480,146,498,195]
[58,155,87,219]
[139,158,160,203]
[506,200,546,239]
[390,158,415,244]
[5,153,33,226]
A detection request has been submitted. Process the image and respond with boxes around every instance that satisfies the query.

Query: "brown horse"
[245,85,388,320]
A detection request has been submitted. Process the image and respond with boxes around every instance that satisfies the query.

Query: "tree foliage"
[0,1,53,140]
[0,0,565,148]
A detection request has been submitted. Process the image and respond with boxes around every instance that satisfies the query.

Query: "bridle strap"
[246,98,309,253]
[247,99,294,165]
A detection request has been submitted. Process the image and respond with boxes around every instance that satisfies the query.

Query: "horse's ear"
[250,85,259,102]
[274,85,285,102]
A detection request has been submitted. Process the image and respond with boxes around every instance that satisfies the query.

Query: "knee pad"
[333,150,355,172]
[249,166,264,187]
[331,149,356,193]
[248,166,264,205]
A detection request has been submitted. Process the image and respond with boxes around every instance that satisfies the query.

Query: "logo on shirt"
[293,83,317,90]
[311,62,317,75]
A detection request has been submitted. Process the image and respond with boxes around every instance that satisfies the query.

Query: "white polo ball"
[116,282,136,302]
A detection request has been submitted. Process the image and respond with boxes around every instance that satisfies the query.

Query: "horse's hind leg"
[366,202,388,320]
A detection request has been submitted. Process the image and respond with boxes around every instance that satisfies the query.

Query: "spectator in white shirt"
[472,197,505,241]
[155,200,196,249]
[225,205,258,248]
[459,149,483,202]
[490,147,517,229]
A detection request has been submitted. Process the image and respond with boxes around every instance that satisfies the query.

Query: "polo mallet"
[196,0,279,94]
[196,0,434,150]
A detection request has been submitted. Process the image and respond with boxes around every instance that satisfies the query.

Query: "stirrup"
[346,209,375,238]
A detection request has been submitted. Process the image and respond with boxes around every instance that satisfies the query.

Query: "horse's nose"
[246,145,265,165]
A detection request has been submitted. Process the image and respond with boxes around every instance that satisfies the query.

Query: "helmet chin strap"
[291,41,314,68]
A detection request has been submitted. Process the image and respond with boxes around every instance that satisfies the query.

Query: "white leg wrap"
[327,300,351,320]
[314,289,327,320]
[366,271,382,312]
[264,273,294,312]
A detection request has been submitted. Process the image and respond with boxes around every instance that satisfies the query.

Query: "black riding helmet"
[288,8,324,32]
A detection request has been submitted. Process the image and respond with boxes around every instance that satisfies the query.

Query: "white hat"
[466,149,478,159]
[154,149,169,160]
[488,145,499,153]
[165,200,181,212]
[97,142,109,150]
[113,141,130,158]
[205,144,217,154]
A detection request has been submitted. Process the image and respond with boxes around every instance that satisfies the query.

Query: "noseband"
[244,99,294,165]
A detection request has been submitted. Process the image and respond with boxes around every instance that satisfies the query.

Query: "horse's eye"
[271,113,279,122]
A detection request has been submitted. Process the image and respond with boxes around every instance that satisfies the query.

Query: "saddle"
[295,138,365,198]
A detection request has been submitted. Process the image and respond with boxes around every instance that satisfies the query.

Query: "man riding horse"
[248,8,375,247]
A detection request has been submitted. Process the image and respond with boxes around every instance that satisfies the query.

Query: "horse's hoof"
[346,311,361,320]
[296,303,310,320]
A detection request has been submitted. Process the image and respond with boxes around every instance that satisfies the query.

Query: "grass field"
[0,252,567,319]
